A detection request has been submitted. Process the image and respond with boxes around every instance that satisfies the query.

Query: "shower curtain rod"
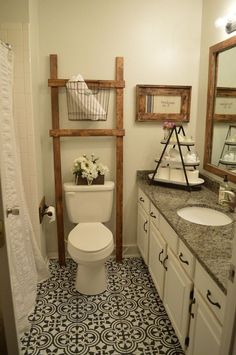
[0,39,12,50]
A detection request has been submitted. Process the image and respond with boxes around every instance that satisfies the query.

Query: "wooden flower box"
[75,174,105,185]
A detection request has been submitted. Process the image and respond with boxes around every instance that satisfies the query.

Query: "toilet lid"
[68,223,113,253]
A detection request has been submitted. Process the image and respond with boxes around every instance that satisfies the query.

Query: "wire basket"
[66,81,110,121]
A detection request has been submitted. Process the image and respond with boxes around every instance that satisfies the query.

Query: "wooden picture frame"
[136,85,191,122]
[213,87,236,122]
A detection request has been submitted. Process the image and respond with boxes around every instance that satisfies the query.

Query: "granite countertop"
[137,171,235,294]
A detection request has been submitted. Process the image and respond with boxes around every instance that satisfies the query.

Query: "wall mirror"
[204,35,236,183]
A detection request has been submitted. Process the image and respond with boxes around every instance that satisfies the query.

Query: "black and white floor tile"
[21,258,185,355]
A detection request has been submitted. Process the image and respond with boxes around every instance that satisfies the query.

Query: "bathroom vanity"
[137,171,234,355]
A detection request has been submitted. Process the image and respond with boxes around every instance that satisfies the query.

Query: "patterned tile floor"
[21,258,185,355]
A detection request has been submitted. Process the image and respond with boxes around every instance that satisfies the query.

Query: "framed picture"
[214,87,236,122]
[136,85,192,122]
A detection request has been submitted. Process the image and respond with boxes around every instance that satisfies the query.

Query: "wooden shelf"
[50,129,125,137]
[48,78,125,88]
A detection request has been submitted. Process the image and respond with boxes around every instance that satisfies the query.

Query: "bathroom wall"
[0,0,28,23]
[37,0,203,255]
[0,0,47,259]
[196,0,236,174]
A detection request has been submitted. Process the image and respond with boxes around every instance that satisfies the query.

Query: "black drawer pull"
[163,255,168,271]
[139,197,144,202]
[150,212,156,219]
[206,290,221,309]
[189,298,196,319]
[158,249,164,263]
[179,252,189,265]
[143,220,148,233]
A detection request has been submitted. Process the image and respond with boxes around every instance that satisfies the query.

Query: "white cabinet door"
[194,261,226,325]
[164,248,193,349]
[187,290,222,355]
[137,203,149,264]
[149,222,167,299]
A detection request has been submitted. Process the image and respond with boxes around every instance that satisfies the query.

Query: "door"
[164,248,193,349]
[188,289,222,355]
[0,181,19,354]
[137,203,149,264]
[149,222,167,299]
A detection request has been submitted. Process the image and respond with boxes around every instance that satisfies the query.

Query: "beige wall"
[37,0,203,255]
[196,0,236,176]
[0,0,28,23]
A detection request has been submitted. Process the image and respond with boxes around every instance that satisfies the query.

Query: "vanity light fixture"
[215,16,227,28]
[215,10,236,33]
[225,16,236,33]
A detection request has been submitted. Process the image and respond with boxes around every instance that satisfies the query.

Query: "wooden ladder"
[48,55,125,265]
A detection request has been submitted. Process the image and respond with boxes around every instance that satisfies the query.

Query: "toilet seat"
[68,222,114,263]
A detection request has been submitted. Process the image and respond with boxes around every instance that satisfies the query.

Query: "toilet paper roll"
[45,206,56,223]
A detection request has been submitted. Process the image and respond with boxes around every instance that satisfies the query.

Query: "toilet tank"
[63,181,114,223]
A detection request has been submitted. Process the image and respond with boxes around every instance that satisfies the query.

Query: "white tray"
[148,173,205,186]
[155,158,200,167]
[161,139,195,146]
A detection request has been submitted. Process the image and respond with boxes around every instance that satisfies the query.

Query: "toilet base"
[75,262,107,295]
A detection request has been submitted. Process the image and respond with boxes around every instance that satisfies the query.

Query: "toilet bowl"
[68,222,114,295]
[63,181,115,295]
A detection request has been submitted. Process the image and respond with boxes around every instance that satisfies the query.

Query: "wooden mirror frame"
[204,35,236,183]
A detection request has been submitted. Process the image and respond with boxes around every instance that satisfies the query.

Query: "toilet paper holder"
[39,196,53,224]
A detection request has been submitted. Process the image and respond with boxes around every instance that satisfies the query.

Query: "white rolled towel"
[66,74,106,120]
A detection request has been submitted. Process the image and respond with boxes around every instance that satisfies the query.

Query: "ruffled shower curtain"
[0,41,49,339]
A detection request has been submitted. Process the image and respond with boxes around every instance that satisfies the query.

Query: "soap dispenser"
[218,175,229,205]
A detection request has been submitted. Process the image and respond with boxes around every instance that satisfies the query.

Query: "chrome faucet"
[222,190,236,212]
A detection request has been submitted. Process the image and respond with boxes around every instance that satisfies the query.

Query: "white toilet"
[63,181,114,295]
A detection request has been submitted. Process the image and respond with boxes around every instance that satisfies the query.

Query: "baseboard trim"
[122,244,140,257]
[47,245,140,260]
[47,252,59,259]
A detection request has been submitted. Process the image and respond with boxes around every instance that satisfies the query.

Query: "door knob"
[6,207,20,217]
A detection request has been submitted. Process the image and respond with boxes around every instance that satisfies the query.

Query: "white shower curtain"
[0,41,49,339]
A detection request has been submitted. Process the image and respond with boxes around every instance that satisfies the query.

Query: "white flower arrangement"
[73,154,109,184]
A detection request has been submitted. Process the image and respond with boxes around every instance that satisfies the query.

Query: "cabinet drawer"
[159,214,178,254]
[194,261,226,324]
[150,203,159,229]
[138,188,150,214]
[178,239,195,280]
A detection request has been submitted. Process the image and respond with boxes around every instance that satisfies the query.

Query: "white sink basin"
[177,206,232,226]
